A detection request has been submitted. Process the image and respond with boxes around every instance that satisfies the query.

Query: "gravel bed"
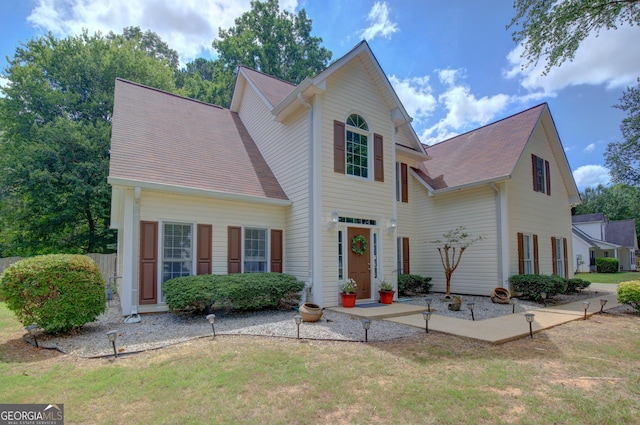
[35,288,612,358]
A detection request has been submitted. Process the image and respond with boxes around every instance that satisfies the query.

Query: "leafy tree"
[431,227,483,297]
[605,80,640,186]
[0,29,176,255]
[508,0,640,74]
[175,58,235,107]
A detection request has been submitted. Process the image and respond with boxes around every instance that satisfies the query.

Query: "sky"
[1,0,639,191]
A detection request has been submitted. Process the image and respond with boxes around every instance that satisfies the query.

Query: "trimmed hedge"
[509,274,567,301]
[0,254,106,334]
[163,273,305,314]
[565,277,591,293]
[596,257,619,273]
[397,274,432,296]
[618,280,640,314]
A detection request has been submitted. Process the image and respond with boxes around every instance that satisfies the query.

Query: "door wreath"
[351,234,368,256]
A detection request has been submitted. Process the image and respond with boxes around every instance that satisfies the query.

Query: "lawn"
[576,271,639,284]
[1,302,639,425]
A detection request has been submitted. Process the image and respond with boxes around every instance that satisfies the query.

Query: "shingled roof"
[108,78,289,203]
[414,104,547,191]
[239,67,296,108]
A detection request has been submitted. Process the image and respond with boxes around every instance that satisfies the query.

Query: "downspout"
[298,93,314,304]
[491,183,505,288]
[125,187,142,323]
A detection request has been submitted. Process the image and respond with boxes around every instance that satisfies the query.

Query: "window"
[373,232,378,280]
[338,230,344,280]
[346,114,369,178]
[523,234,533,274]
[244,228,267,273]
[553,237,565,278]
[162,223,193,294]
[396,162,408,202]
[518,232,538,274]
[532,154,550,195]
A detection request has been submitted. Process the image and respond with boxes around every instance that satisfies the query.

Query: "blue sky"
[2,0,639,190]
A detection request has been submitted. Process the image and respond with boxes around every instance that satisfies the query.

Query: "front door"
[348,227,371,299]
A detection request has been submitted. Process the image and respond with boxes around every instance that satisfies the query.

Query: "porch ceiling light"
[599,299,608,313]
[106,330,118,358]
[206,314,216,338]
[25,324,38,348]
[524,313,535,338]
[361,319,371,342]
[422,311,432,333]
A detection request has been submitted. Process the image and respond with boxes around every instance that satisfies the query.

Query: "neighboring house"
[108,41,581,315]
[572,214,638,272]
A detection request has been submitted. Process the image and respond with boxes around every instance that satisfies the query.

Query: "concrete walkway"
[330,284,620,344]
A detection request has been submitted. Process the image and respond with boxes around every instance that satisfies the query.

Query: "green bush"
[509,274,567,301]
[0,254,106,334]
[596,257,619,273]
[617,280,640,314]
[163,273,305,314]
[564,277,592,293]
[397,274,432,296]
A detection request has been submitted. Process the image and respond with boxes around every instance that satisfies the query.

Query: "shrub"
[163,273,305,314]
[0,254,106,334]
[564,277,591,293]
[596,257,619,273]
[398,274,432,296]
[509,274,567,301]
[618,280,640,314]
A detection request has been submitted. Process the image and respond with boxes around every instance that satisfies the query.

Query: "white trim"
[312,95,323,305]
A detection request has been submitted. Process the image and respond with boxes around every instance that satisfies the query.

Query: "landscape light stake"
[583,302,590,320]
[525,313,535,338]
[467,302,475,321]
[511,298,518,314]
[25,324,38,348]
[294,315,302,339]
[422,311,432,333]
[206,314,216,338]
[361,319,371,342]
[424,297,433,312]
[541,292,547,307]
[600,299,608,314]
[106,330,118,358]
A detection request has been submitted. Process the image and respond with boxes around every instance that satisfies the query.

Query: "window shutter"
[533,234,539,274]
[270,229,283,273]
[531,154,537,192]
[551,237,557,275]
[563,237,568,278]
[402,237,410,275]
[228,226,242,274]
[374,133,384,182]
[545,160,551,196]
[139,221,158,305]
[197,224,212,275]
[401,163,408,203]
[517,232,524,274]
[334,120,345,174]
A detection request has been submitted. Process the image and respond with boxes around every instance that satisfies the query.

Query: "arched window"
[345,114,369,178]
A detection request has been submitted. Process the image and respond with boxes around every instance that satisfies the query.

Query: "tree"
[431,227,483,297]
[605,80,640,185]
[0,29,176,255]
[508,0,640,74]
[175,58,235,107]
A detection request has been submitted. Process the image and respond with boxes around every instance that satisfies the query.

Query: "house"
[108,41,580,315]
[572,213,638,272]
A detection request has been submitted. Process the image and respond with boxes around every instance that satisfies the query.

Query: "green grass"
[576,271,639,284]
[1,302,639,424]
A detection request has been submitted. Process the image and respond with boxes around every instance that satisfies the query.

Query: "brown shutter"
[334,120,345,174]
[270,229,283,273]
[563,237,568,277]
[197,224,212,275]
[402,237,410,275]
[401,163,408,203]
[545,160,551,196]
[517,232,524,274]
[531,154,537,192]
[228,226,242,274]
[139,221,158,305]
[533,234,539,274]
[374,133,384,182]
[551,237,557,275]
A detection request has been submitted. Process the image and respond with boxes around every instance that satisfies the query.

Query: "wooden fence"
[0,253,118,284]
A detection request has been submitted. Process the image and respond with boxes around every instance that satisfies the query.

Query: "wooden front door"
[348,227,371,299]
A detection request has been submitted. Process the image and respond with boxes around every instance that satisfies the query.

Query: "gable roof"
[605,219,638,249]
[572,213,606,224]
[108,78,289,205]
[234,67,296,109]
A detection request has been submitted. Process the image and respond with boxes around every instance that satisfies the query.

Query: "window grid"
[244,228,267,273]
[346,114,369,178]
[555,238,564,278]
[523,234,533,274]
[162,223,193,292]
[338,230,343,280]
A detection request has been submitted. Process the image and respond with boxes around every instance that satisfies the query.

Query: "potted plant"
[339,278,357,308]
[378,280,395,304]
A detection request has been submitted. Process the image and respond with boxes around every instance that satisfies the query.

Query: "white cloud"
[584,143,596,153]
[388,75,437,121]
[437,68,460,86]
[26,0,299,64]
[506,24,640,94]
[572,165,610,189]
[359,1,398,41]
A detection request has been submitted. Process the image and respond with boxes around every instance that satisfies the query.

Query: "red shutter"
[228,226,242,274]
[197,224,212,275]
[531,154,537,192]
[402,237,410,275]
[563,237,568,277]
[334,120,345,174]
[545,160,551,196]
[374,133,384,182]
[517,232,524,274]
[533,234,539,274]
[551,237,557,275]
[270,229,283,273]
[139,221,158,305]
[401,163,408,203]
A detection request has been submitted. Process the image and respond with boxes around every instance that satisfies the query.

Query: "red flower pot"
[379,290,395,304]
[340,293,357,308]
